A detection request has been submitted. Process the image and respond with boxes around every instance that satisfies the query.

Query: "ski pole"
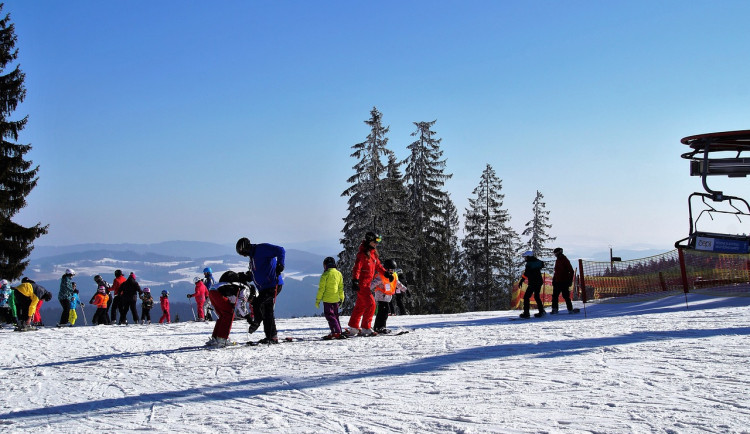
[190,297,197,321]
[80,305,88,326]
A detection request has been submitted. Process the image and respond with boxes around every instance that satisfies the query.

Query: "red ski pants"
[348,282,375,330]
[208,290,235,339]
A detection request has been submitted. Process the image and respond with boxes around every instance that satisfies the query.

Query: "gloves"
[276,264,285,275]
[239,271,254,283]
[339,297,345,304]
[351,279,359,291]
[518,279,524,287]
[315,301,320,309]
[187,294,193,298]
[385,271,394,282]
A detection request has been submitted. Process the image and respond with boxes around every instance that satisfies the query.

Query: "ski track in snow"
[1,293,750,433]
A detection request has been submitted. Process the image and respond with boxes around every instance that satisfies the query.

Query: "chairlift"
[675,130,750,253]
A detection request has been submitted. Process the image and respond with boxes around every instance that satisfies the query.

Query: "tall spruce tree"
[0,6,47,280]
[462,164,518,310]
[339,107,393,313]
[376,154,415,276]
[403,120,452,314]
[432,193,465,313]
[522,190,556,263]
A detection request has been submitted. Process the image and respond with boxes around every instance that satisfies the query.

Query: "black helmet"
[553,247,563,254]
[323,257,337,269]
[384,259,397,270]
[236,237,252,256]
[93,274,103,282]
[364,231,381,244]
[114,269,123,277]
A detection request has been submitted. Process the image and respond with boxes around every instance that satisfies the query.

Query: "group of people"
[518,247,578,318]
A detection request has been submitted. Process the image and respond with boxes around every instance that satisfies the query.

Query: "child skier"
[68,287,83,326]
[159,290,170,324]
[140,287,154,324]
[372,259,406,334]
[187,278,209,321]
[91,286,110,325]
[0,279,17,327]
[315,257,345,339]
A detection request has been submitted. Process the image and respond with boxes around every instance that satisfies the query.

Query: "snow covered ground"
[2,293,749,433]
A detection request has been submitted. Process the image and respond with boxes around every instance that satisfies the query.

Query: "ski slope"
[2,294,749,433]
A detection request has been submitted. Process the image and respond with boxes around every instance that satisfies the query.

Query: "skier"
[372,259,406,334]
[315,256,345,339]
[187,278,209,321]
[110,270,127,324]
[205,270,251,347]
[551,247,579,314]
[92,275,112,324]
[346,232,391,337]
[13,278,52,331]
[118,273,142,325]
[519,251,546,318]
[58,268,76,326]
[140,287,154,324]
[159,290,171,324]
[68,286,83,326]
[202,267,216,321]
[91,285,110,325]
[236,237,285,344]
[0,279,17,327]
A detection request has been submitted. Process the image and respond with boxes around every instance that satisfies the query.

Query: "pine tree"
[522,190,556,264]
[0,6,47,280]
[462,164,519,310]
[432,193,465,313]
[403,120,452,314]
[377,154,415,276]
[339,107,394,313]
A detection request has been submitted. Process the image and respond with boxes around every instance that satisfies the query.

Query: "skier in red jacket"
[345,232,391,337]
[187,278,209,321]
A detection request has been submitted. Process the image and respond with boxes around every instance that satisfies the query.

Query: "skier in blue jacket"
[236,237,285,344]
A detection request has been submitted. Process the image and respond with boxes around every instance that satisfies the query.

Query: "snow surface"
[2,294,749,433]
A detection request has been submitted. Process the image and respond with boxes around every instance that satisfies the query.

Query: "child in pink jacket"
[159,290,170,324]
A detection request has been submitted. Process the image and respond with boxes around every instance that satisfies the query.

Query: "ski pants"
[93,308,109,325]
[348,282,376,330]
[323,302,342,334]
[159,310,170,324]
[141,307,151,323]
[374,301,391,331]
[118,297,139,324]
[551,282,574,312]
[68,308,78,325]
[0,306,14,324]
[33,299,43,323]
[250,287,279,339]
[523,282,544,314]
[59,298,71,325]
[195,298,205,320]
[110,295,120,323]
[208,289,235,340]
[14,290,31,324]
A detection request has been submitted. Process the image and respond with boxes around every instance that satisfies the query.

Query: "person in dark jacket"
[551,247,579,314]
[236,237,285,344]
[58,269,76,326]
[117,272,142,325]
[519,251,546,319]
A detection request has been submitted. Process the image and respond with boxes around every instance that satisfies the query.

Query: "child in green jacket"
[316,257,345,339]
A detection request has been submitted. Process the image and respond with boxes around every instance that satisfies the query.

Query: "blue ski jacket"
[248,243,285,291]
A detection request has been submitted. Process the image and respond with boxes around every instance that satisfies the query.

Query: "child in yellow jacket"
[315,257,345,339]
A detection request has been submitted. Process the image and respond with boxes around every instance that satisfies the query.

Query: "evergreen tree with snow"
[432,193,466,313]
[522,190,556,264]
[377,153,416,278]
[462,164,519,310]
[403,120,452,314]
[0,6,47,280]
[339,107,394,313]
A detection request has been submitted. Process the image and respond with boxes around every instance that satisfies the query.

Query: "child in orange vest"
[371,259,406,334]
[91,286,110,325]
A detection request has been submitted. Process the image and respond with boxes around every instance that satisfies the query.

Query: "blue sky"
[6,0,750,256]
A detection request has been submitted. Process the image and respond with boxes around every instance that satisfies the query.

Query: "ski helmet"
[93,274,103,282]
[323,257,337,269]
[65,268,76,276]
[162,290,169,296]
[129,272,137,280]
[236,237,252,256]
[143,287,151,293]
[365,232,381,244]
[97,286,106,293]
[0,279,8,286]
[384,259,397,270]
[553,247,563,255]
[193,277,202,283]
[115,269,123,277]
[522,250,534,257]
[203,267,212,274]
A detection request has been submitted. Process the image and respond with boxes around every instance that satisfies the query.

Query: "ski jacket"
[248,243,286,291]
[522,258,545,286]
[14,282,50,318]
[140,293,154,309]
[160,296,170,312]
[69,293,82,310]
[59,274,75,302]
[92,293,109,308]
[119,277,142,300]
[352,243,386,286]
[0,283,11,308]
[553,254,575,285]
[371,271,405,296]
[316,267,344,304]
[191,281,209,302]
[112,275,126,296]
